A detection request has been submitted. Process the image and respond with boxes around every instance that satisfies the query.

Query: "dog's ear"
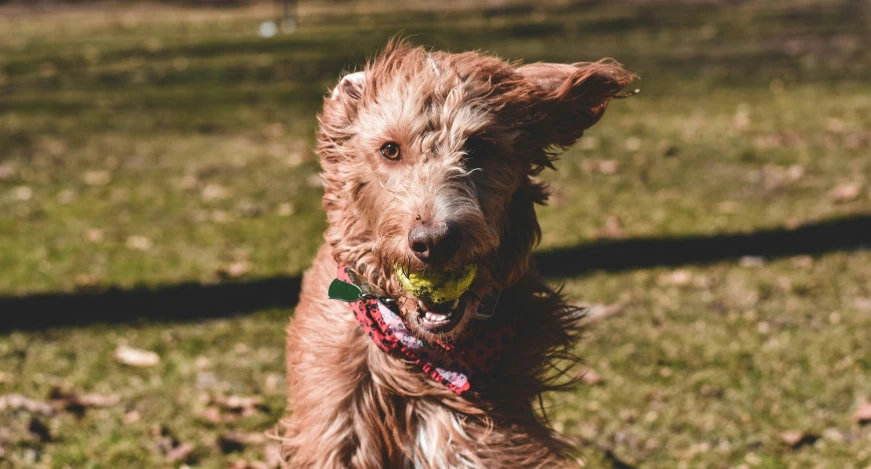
[516,61,632,149]
[330,71,366,101]
[322,70,367,126]
[318,71,368,162]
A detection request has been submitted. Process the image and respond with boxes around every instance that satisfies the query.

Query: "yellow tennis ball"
[394,263,478,305]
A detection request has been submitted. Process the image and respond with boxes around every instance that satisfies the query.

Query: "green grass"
[2,1,871,467]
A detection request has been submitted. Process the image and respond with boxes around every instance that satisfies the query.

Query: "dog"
[280,40,632,468]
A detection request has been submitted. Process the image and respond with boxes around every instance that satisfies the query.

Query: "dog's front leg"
[281,314,389,467]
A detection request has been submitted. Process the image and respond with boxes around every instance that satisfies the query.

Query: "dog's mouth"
[411,295,467,333]
[393,263,480,337]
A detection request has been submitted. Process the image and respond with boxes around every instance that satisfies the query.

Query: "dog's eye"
[463,137,490,164]
[380,142,401,161]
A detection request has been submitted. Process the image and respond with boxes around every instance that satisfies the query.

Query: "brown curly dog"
[279,40,632,468]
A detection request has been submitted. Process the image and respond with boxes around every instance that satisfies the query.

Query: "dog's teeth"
[449,299,460,309]
[418,300,425,309]
[423,311,450,323]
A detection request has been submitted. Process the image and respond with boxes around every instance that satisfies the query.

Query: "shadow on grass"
[0,275,301,332]
[1,214,868,332]
[534,213,871,277]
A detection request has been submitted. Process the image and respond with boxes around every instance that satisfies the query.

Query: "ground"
[1,1,870,468]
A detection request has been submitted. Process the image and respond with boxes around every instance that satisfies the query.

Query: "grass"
[1,0,871,467]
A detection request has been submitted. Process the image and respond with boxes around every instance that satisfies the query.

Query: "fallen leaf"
[825,117,848,134]
[581,159,620,175]
[56,189,77,204]
[828,182,862,203]
[579,369,603,385]
[779,431,819,448]
[548,186,566,208]
[845,131,871,150]
[658,270,692,286]
[40,61,58,78]
[854,402,871,425]
[74,273,99,289]
[579,136,598,150]
[201,184,231,201]
[276,203,295,217]
[85,228,105,243]
[212,395,267,416]
[285,151,308,167]
[733,107,751,131]
[196,372,220,389]
[237,201,264,218]
[81,170,112,186]
[0,394,55,416]
[306,173,323,188]
[658,141,678,156]
[0,427,9,453]
[821,428,844,442]
[125,235,153,251]
[761,164,804,191]
[198,406,226,424]
[584,301,628,322]
[592,215,625,239]
[12,186,32,201]
[216,261,250,279]
[39,139,66,156]
[739,256,766,267]
[218,431,267,453]
[261,122,286,139]
[209,209,230,223]
[264,373,283,394]
[655,189,681,201]
[619,409,638,423]
[152,426,197,466]
[49,387,120,415]
[0,165,14,180]
[115,345,160,368]
[178,175,199,190]
[790,255,814,269]
[124,410,141,424]
[165,442,195,463]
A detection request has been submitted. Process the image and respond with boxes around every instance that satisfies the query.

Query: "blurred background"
[1,0,870,467]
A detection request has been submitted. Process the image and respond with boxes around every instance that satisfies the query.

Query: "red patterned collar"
[334,265,517,395]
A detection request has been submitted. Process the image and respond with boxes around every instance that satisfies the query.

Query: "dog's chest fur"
[411,403,482,469]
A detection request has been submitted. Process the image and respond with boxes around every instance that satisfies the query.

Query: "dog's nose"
[408,223,461,262]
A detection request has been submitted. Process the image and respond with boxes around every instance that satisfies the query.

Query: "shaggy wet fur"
[280,41,632,468]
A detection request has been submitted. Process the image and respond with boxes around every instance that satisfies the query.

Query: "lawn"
[1,1,870,468]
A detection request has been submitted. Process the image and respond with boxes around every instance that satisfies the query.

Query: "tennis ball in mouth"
[394,263,478,305]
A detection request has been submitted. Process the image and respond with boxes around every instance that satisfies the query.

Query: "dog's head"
[319,41,631,342]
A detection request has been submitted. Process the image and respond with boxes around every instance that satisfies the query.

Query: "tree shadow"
[0,275,301,332]
[1,214,868,332]
[534,213,871,277]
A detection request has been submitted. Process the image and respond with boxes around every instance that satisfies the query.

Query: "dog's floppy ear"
[322,70,367,126]
[516,61,633,149]
[330,71,366,101]
[318,71,367,161]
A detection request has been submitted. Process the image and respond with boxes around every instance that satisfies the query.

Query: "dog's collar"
[329,265,517,395]
[328,268,502,320]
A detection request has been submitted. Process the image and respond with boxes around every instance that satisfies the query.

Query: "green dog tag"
[328,279,363,302]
